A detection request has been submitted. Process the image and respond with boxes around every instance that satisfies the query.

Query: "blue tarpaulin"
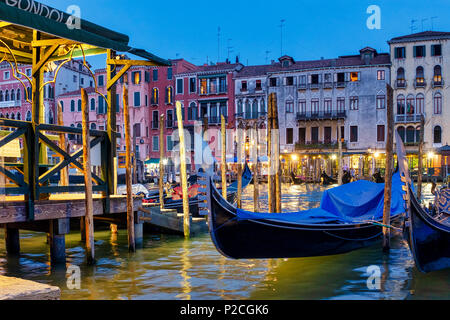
[236,172,406,224]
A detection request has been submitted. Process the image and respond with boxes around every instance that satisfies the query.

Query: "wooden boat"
[320,172,337,185]
[201,169,406,259]
[290,172,305,185]
[162,164,253,215]
[395,133,450,273]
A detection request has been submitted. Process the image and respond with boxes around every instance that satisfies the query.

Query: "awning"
[145,158,160,165]
[0,0,170,65]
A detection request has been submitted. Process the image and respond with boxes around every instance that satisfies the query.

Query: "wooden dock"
[139,205,209,236]
[0,276,60,300]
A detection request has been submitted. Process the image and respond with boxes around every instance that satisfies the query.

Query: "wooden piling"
[57,102,69,188]
[253,122,260,212]
[267,93,276,213]
[383,84,394,252]
[236,124,243,209]
[81,88,95,264]
[159,114,165,210]
[133,133,137,184]
[123,85,135,252]
[176,101,190,238]
[272,94,282,213]
[4,226,20,256]
[221,115,227,198]
[417,115,425,200]
[338,121,343,185]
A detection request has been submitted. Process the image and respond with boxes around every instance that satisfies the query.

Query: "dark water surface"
[0,183,448,300]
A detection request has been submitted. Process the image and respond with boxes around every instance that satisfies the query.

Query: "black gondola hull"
[208,179,400,259]
[408,187,450,273]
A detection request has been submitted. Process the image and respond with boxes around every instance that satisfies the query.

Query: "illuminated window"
[151,88,159,105]
[377,70,385,80]
[165,86,173,104]
[133,71,141,85]
[350,72,359,82]
[434,65,442,83]
[350,96,359,110]
[200,79,207,94]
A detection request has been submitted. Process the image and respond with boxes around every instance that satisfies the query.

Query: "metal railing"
[296,110,347,121]
[395,114,424,123]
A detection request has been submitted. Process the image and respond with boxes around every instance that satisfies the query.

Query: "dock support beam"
[383,84,394,252]
[4,226,20,256]
[134,222,143,248]
[49,219,69,264]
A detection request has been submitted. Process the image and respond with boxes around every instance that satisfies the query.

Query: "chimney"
[235,55,239,63]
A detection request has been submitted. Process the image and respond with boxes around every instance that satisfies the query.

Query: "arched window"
[434,126,442,144]
[11,89,15,101]
[260,98,266,114]
[5,90,9,101]
[416,66,425,85]
[90,123,97,130]
[151,88,159,105]
[0,90,3,101]
[165,86,173,104]
[5,113,9,119]
[0,113,3,118]
[188,102,197,121]
[416,93,424,114]
[245,100,251,119]
[252,100,258,118]
[90,98,95,111]
[10,112,15,120]
[406,94,415,114]
[26,110,31,121]
[406,126,415,143]
[69,124,75,140]
[397,95,405,114]
[396,67,405,87]
[49,111,54,124]
[26,87,31,101]
[77,99,81,112]
[237,100,243,115]
[434,92,442,114]
[16,112,21,120]
[16,89,20,101]
[397,126,405,142]
[70,100,75,112]
[434,65,442,84]
[415,126,421,143]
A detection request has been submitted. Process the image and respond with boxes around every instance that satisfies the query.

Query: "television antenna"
[410,19,418,33]
[431,16,438,30]
[227,38,233,60]
[279,19,285,56]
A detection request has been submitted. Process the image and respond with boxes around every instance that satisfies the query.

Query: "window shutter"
[422,46,426,57]
[308,75,312,84]
[431,45,435,56]
[334,73,338,82]
[318,74,322,83]
[345,73,350,81]
[357,72,361,81]
[413,46,417,57]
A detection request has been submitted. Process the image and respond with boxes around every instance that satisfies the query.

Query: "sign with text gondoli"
[0,139,21,157]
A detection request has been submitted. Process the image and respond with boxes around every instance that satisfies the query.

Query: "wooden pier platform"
[0,276,60,300]
[139,205,209,236]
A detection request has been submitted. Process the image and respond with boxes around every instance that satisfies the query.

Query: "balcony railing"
[335,81,346,88]
[235,112,267,120]
[296,110,347,121]
[395,79,407,89]
[323,82,333,89]
[295,140,347,150]
[432,79,444,88]
[151,121,159,129]
[0,100,21,108]
[395,114,424,123]
[166,120,174,128]
[414,79,426,88]
[202,116,228,124]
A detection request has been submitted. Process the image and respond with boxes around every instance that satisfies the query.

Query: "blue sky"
[44,0,450,68]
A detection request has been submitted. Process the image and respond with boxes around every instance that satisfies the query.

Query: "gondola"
[320,171,337,185]
[290,172,305,185]
[161,164,253,215]
[395,135,450,273]
[203,168,406,259]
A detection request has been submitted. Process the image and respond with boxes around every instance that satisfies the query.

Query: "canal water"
[0,182,448,300]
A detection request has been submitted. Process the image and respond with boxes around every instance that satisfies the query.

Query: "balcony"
[432,79,444,88]
[395,114,424,123]
[414,79,426,89]
[309,83,321,90]
[295,140,347,151]
[296,110,347,121]
[323,82,333,89]
[298,83,307,90]
[203,116,228,124]
[151,121,159,129]
[0,100,21,108]
[335,82,346,88]
[395,79,407,89]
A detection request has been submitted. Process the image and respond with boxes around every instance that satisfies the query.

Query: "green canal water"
[0,183,448,300]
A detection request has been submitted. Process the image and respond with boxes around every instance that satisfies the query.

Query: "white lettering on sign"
[5,0,67,24]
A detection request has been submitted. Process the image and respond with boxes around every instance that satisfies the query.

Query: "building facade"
[389,31,450,176]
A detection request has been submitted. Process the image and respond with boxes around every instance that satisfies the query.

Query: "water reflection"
[0,182,448,300]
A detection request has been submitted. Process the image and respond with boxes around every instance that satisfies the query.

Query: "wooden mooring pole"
[253,122,260,212]
[123,85,135,252]
[159,114,165,210]
[272,94,282,213]
[221,115,227,198]
[267,93,276,213]
[417,115,425,200]
[236,123,243,209]
[383,84,394,252]
[338,121,343,185]
[81,88,95,264]
[176,101,190,238]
